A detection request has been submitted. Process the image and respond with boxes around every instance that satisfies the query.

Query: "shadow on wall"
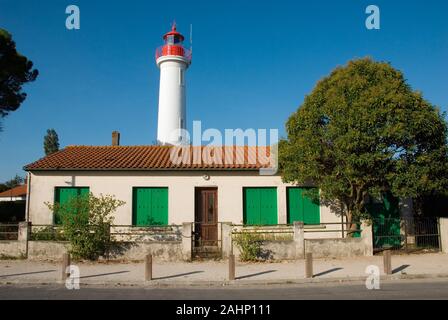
[258,247,274,261]
[106,242,137,260]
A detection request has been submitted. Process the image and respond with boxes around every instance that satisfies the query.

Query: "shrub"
[46,193,125,260]
[31,226,66,241]
[233,229,263,262]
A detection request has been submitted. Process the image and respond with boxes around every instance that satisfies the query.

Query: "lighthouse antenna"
[190,24,193,54]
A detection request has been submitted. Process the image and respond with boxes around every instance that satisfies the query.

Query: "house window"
[287,187,320,225]
[54,187,90,224]
[132,187,168,226]
[243,187,277,225]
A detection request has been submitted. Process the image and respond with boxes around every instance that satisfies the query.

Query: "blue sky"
[0,0,447,181]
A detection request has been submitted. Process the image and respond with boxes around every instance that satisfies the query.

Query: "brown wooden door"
[195,188,218,246]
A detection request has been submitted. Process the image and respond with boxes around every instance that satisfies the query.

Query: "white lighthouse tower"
[155,23,192,145]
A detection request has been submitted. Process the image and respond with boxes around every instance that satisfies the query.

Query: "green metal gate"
[367,192,401,250]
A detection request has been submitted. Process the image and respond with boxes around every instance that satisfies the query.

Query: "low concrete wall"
[231,240,297,261]
[227,221,373,260]
[108,241,182,262]
[231,237,367,261]
[261,241,297,260]
[305,237,368,258]
[27,241,182,262]
[1,240,183,262]
[0,241,26,258]
[28,241,70,261]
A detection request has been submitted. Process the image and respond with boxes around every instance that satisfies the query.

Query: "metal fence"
[0,223,19,241]
[30,224,183,242]
[303,222,362,239]
[373,217,440,253]
[110,225,182,242]
[30,224,66,241]
[231,224,294,241]
[192,222,224,259]
[229,222,362,241]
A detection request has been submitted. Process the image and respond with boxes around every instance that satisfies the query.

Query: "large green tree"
[279,58,448,232]
[0,29,38,130]
[43,128,60,156]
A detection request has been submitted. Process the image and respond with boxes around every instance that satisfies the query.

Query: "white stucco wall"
[27,170,340,230]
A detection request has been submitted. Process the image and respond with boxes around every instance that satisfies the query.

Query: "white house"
[0,184,27,202]
[23,144,344,239]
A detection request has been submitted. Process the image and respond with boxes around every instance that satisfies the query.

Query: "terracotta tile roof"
[0,184,27,198]
[24,145,274,171]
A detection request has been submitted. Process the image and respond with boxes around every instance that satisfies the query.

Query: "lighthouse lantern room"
[155,23,192,145]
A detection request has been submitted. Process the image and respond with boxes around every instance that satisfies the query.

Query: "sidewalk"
[1,253,447,287]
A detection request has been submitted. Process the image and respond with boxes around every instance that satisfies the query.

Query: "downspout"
[24,171,31,258]
[25,171,31,222]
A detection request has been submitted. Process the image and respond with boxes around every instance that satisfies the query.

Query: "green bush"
[46,193,125,260]
[31,226,66,241]
[233,229,263,262]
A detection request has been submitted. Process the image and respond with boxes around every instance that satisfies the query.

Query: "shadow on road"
[154,271,204,280]
[313,268,343,277]
[236,270,277,280]
[0,270,57,278]
[392,264,410,274]
[81,271,130,279]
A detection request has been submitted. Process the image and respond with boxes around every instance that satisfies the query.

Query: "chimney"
[112,131,120,146]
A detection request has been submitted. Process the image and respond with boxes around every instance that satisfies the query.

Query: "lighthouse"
[155,23,192,145]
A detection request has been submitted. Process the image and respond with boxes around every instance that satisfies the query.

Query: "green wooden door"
[243,187,277,225]
[54,187,89,224]
[133,187,168,226]
[287,187,320,225]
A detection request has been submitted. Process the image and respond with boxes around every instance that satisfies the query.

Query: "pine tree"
[0,29,38,131]
[44,129,60,156]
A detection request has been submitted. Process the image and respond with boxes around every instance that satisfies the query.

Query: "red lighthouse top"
[155,22,191,64]
[163,22,185,42]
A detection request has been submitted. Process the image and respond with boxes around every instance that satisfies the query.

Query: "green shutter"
[133,187,168,226]
[287,188,303,223]
[54,187,90,224]
[243,187,277,225]
[287,187,320,225]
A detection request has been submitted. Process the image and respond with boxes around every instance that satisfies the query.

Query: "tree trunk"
[345,210,358,237]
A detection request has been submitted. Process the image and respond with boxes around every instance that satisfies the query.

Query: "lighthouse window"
[179,69,184,86]
[167,35,174,44]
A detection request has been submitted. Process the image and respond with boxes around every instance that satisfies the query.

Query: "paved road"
[0,279,448,300]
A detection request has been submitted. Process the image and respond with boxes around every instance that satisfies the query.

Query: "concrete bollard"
[228,254,235,281]
[145,254,153,281]
[383,250,392,275]
[61,253,70,281]
[305,252,313,278]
